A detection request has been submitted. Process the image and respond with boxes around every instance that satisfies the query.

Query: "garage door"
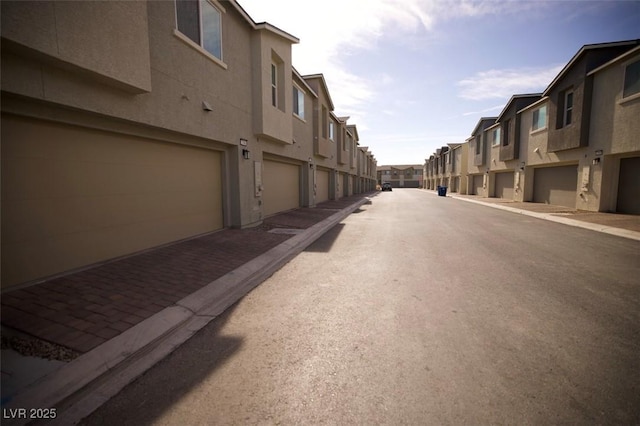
[533,165,578,208]
[617,156,640,214]
[1,115,223,288]
[262,160,300,216]
[336,173,345,200]
[494,172,514,199]
[472,175,483,195]
[316,169,330,203]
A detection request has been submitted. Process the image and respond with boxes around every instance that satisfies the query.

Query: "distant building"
[377,165,423,188]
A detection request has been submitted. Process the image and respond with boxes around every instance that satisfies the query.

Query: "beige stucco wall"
[251,30,294,145]
[1,1,152,93]
[304,77,335,164]
[1,2,255,147]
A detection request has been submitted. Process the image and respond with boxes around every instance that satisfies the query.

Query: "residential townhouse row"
[0,0,378,289]
[424,40,640,216]
[377,165,424,188]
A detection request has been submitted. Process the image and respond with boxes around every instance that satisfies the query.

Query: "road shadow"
[80,302,244,426]
[304,223,346,253]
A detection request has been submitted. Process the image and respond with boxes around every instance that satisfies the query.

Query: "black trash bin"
[437,186,447,196]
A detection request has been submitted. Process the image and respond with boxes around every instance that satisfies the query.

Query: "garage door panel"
[533,165,577,208]
[472,175,483,195]
[495,172,514,199]
[316,170,330,203]
[2,115,223,287]
[263,160,300,216]
[617,157,640,214]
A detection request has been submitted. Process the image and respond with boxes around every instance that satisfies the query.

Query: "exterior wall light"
[242,149,250,160]
[202,101,213,111]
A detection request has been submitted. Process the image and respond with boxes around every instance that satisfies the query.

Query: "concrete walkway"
[1,194,373,424]
[431,191,640,241]
[2,188,638,425]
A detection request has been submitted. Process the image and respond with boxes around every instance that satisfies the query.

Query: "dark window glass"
[623,60,640,98]
[176,0,200,45]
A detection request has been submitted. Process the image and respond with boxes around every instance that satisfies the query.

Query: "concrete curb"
[443,193,640,242]
[6,197,369,426]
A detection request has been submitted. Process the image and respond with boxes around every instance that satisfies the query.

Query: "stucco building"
[0,0,377,289]
[425,40,640,213]
[378,165,423,188]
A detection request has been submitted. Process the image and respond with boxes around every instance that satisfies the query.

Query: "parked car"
[381,182,392,191]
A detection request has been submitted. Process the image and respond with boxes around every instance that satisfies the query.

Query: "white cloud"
[457,65,564,100]
[462,104,504,116]
[239,0,541,121]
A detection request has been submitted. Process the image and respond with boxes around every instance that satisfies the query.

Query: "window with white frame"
[293,85,304,119]
[532,105,547,131]
[329,121,335,141]
[176,0,222,60]
[623,59,640,98]
[492,128,501,146]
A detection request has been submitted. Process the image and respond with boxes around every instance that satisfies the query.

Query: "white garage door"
[262,160,300,216]
[316,169,330,203]
[533,165,578,208]
[1,115,223,288]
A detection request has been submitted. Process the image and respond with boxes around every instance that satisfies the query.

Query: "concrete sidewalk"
[1,193,374,424]
[428,190,640,241]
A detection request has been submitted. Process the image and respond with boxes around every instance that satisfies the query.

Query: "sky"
[238,0,640,166]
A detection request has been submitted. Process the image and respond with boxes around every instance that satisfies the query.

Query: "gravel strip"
[1,334,80,362]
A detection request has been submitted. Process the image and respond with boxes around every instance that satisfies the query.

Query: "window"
[623,60,640,98]
[475,135,481,154]
[271,64,277,107]
[329,121,335,141]
[322,107,328,138]
[492,128,501,146]
[532,105,547,131]
[176,0,222,60]
[502,119,510,146]
[293,86,304,118]
[563,90,573,126]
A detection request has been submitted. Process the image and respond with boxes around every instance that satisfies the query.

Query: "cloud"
[457,65,564,100]
[239,0,552,129]
[462,104,504,116]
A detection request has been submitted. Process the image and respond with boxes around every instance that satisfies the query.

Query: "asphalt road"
[82,189,640,425]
